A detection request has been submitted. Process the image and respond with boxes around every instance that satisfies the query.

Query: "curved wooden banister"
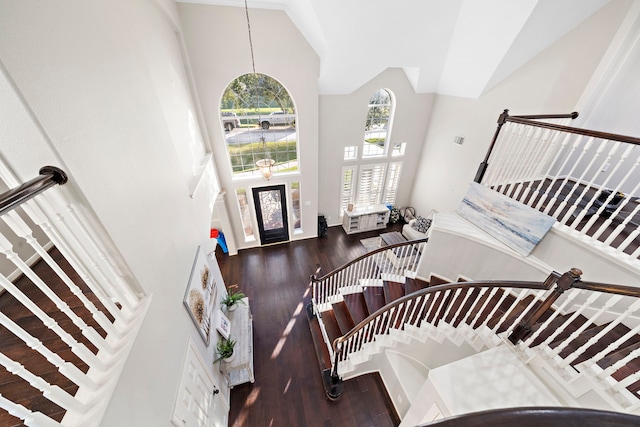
[573,281,640,297]
[506,116,640,146]
[0,166,68,216]
[332,279,550,351]
[311,236,429,282]
[420,406,640,427]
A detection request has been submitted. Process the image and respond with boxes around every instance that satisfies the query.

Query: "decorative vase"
[223,351,235,363]
[228,303,237,312]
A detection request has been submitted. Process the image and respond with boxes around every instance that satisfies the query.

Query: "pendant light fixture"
[244,0,275,181]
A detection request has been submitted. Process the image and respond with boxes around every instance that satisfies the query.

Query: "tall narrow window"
[363,89,394,158]
[221,74,298,179]
[384,162,403,205]
[291,182,302,233]
[236,188,255,241]
[356,164,386,206]
[340,166,357,216]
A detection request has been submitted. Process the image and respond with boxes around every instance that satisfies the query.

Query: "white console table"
[342,204,390,234]
[219,297,254,388]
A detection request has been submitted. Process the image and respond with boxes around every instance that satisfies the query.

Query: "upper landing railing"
[475,109,640,262]
[0,166,149,426]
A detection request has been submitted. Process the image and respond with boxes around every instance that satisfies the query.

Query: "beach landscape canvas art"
[457,182,556,256]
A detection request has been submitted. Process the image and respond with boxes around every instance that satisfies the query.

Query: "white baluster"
[0,231,119,354]
[0,312,101,390]
[0,275,110,372]
[0,353,86,414]
[565,141,625,227]
[532,134,582,211]
[581,146,636,232]
[19,201,129,324]
[0,395,62,427]
[489,288,526,334]
[549,294,620,359]
[559,297,638,368]
[598,345,640,380]
[468,287,497,327]
[520,288,581,348]
[595,164,640,243]
[544,137,598,219]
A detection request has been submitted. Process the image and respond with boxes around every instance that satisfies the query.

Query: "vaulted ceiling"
[179,0,611,97]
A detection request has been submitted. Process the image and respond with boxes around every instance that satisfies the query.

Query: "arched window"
[339,88,403,217]
[220,73,298,179]
[362,89,394,158]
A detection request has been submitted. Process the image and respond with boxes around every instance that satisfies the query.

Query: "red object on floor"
[210,229,219,238]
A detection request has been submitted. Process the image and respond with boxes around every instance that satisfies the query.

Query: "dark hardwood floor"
[216,223,403,427]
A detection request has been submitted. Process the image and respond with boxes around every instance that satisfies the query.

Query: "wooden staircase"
[308,269,640,417]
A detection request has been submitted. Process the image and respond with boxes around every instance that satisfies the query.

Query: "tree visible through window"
[363,89,393,157]
[221,74,298,178]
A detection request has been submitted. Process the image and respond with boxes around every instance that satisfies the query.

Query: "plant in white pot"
[221,285,246,312]
[215,337,237,363]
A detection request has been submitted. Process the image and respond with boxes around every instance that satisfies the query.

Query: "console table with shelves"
[219,297,254,388]
[342,204,390,234]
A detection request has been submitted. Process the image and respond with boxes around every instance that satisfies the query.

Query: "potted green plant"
[221,285,246,311]
[215,338,237,363]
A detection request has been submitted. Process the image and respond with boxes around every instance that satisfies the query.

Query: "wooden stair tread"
[452,288,481,327]
[558,322,635,365]
[363,286,385,315]
[489,294,533,332]
[332,301,355,335]
[404,277,429,294]
[529,314,588,347]
[428,275,449,287]
[320,310,342,345]
[598,340,640,370]
[383,281,404,304]
[343,293,369,324]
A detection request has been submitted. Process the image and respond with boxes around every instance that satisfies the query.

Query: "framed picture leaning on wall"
[183,246,218,345]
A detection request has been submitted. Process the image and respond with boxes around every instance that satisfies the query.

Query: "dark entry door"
[252,185,289,245]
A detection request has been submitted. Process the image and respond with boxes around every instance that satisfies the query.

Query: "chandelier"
[244,0,274,181]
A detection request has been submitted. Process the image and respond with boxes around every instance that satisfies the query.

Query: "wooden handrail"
[574,281,640,298]
[506,116,640,146]
[474,108,640,184]
[310,236,429,282]
[420,406,640,427]
[333,278,550,351]
[0,166,68,216]
[330,267,640,374]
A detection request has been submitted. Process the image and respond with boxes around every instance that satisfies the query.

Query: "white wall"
[0,1,224,425]
[177,4,321,249]
[409,0,633,217]
[319,69,435,226]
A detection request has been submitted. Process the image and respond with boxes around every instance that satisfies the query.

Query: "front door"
[252,185,289,245]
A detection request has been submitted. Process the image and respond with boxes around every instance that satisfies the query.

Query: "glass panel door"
[252,185,289,245]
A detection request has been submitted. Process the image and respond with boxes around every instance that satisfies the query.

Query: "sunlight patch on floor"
[271,301,305,359]
[236,386,261,425]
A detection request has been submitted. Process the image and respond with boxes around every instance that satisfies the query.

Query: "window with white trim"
[356,163,387,206]
[340,166,357,215]
[221,73,298,179]
[363,89,394,158]
[383,162,402,205]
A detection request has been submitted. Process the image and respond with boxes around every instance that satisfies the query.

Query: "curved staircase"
[307,240,640,423]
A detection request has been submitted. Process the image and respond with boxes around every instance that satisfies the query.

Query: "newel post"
[323,341,344,400]
[474,109,510,184]
[508,268,582,344]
